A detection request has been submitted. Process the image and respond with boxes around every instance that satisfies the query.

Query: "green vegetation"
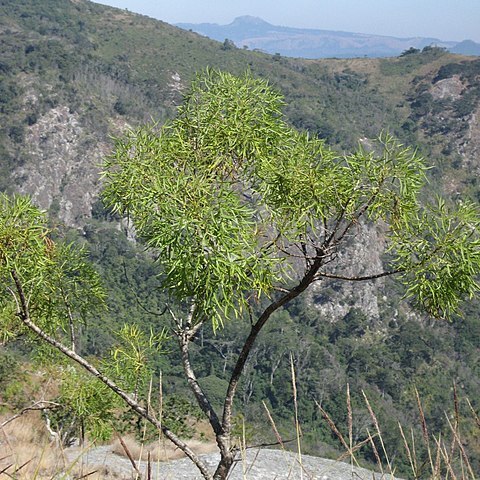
[380,46,448,76]
[2,70,480,479]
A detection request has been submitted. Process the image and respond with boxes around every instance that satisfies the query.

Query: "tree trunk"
[213,449,235,480]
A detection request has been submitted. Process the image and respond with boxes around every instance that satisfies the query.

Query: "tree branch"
[221,253,325,445]
[212,253,326,478]
[178,330,222,435]
[176,303,224,456]
[0,401,61,428]
[315,269,403,282]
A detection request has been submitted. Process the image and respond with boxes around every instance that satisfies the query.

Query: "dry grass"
[316,384,479,480]
[2,374,477,480]
[0,412,129,479]
[0,411,68,480]
[261,362,478,480]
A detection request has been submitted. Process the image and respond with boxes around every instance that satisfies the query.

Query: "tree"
[400,47,420,57]
[221,38,236,51]
[2,69,480,480]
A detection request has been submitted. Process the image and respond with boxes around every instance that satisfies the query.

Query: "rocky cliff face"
[13,105,107,226]
[456,104,480,173]
[8,79,180,226]
[310,223,384,322]
[430,75,480,172]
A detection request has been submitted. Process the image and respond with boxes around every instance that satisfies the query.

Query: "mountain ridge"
[177,15,480,58]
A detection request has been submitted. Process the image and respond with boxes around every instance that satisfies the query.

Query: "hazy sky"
[94,0,480,43]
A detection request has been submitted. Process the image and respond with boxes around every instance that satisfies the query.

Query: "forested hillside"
[1,1,479,477]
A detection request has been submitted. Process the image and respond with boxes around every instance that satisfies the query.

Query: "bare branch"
[0,401,61,428]
[315,269,403,282]
[245,437,297,450]
[178,329,222,435]
[167,304,183,331]
[221,252,326,447]
[115,430,142,477]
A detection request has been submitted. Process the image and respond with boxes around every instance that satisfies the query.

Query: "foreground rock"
[67,445,401,479]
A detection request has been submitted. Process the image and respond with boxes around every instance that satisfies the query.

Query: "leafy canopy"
[102,69,480,326]
[391,198,480,318]
[0,194,106,342]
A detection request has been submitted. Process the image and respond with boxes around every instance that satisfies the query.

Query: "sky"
[95,0,480,43]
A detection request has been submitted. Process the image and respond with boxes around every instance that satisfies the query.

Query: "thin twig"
[362,390,393,475]
[435,436,458,480]
[314,400,349,451]
[76,471,100,479]
[466,398,480,430]
[415,387,434,473]
[0,464,14,478]
[398,423,416,477]
[0,401,61,428]
[366,428,383,475]
[445,414,476,479]
[115,431,142,477]
[262,401,285,450]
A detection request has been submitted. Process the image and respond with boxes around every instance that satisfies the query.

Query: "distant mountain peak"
[230,15,271,27]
